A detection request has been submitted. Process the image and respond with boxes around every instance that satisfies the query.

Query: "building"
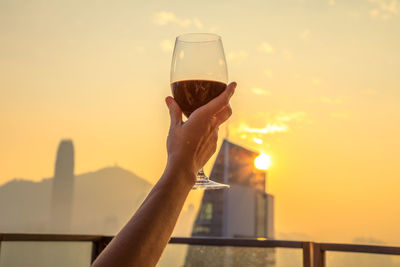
[50,139,75,233]
[185,139,275,266]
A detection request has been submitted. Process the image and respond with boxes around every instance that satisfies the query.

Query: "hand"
[165,82,237,184]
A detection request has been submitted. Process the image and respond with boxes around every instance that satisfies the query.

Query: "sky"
[1,0,400,246]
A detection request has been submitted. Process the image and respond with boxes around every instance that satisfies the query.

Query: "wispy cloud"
[133,46,145,53]
[251,87,270,96]
[253,137,263,144]
[282,49,293,61]
[242,124,288,134]
[193,18,203,29]
[368,0,399,20]
[153,11,204,29]
[312,78,323,85]
[275,112,307,123]
[320,97,343,104]
[160,39,174,52]
[233,112,308,145]
[259,42,275,54]
[360,89,378,95]
[330,112,350,119]
[264,69,273,78]
[227,50,248,63]
[208,26,219,33]
[300,29,311,40]
[236,112,307,135]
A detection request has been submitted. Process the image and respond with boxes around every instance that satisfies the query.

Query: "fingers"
[215,105,232,126]
[199,82,236,115]
[165,96,182,127]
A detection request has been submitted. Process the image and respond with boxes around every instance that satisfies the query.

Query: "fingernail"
[165,97,173,107]
[229,82,237,96]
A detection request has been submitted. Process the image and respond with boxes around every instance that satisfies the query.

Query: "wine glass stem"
[197,168,208,181]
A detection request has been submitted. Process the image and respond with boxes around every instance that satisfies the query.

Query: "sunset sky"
[1,0,400,246]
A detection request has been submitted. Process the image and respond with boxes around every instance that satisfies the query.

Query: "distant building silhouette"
[185,139,275,266]
[50,139,75,233]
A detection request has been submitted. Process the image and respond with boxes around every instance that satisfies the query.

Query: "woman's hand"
[92,82,236,267]
[165,82,237,185]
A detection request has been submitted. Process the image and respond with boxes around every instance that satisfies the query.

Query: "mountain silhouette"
[0,166,152,235]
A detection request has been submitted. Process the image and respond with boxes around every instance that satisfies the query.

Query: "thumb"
[165,96,182,126]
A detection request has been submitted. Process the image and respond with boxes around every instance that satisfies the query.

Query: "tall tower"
[184,139,275,266]
[50,139,75,233]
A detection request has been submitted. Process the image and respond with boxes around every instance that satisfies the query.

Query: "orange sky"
[1,0,400,245]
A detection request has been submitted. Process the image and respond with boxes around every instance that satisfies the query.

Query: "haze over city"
[1,0,400,251]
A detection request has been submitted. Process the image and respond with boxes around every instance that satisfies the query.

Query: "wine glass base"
[193,179,230,190]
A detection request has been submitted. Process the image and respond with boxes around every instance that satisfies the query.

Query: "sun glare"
[254,153,271,170]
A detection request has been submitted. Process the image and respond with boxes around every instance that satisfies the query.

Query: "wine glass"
[170,33,230,190]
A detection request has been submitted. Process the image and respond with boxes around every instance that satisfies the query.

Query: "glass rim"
[176,33,221,43]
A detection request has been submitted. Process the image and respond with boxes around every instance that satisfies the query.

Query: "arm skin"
[92,82,236,267]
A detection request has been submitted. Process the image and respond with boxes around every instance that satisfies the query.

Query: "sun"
[254,153,271,170]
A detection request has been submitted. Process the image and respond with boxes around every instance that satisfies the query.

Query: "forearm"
[92,162,195,267]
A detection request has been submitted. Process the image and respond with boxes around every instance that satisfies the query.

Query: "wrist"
[165,157,197,188]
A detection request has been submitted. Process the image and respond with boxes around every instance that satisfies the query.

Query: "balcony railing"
[1,233,400,267]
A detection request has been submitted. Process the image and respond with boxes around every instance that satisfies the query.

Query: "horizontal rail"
[0,233,112,243]
[2,233,400,267]
[320,243,400,255]
[170,237,303,248]
[0,234,302,248]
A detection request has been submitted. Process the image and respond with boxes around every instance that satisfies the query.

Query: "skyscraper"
[50,139,75,233]
[185,139,275,266]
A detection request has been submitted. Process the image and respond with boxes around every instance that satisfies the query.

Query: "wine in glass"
[170,33,230,190]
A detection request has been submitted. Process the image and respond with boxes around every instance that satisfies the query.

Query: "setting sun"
[254,153,271,170]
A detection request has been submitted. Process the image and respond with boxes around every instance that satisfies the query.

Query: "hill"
[0,166,152,235]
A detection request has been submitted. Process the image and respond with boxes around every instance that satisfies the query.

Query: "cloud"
[227,50,248,63]
[275,112,307,123]
[241,123,288,134]
[251,87,270,96]
[347,10,362,19]
[320,97,343,104]
[153,11,204,29]
[133,46,145,53]
[259,42,275,54]
[208,26,219,33]
[312,78,323,85]
[360,89,378,95]
[264,69,273,78]
[330,112,349,119]
[193,18,203,29]
[300,29,311,40]
[368,0,399,20]
[235,111,307,139]
[253,137,263,144]
[233,111,308,146]
[370,8,381,17]
[282,49,292,60]
[160,39,174,52]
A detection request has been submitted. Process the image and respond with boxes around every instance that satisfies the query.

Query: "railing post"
[91,237,109,264]
[313,243,325,267]
[0,233,3,260]
[302,242,313,267]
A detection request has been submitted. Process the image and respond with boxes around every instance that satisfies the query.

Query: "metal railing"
[1,233,400,267]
